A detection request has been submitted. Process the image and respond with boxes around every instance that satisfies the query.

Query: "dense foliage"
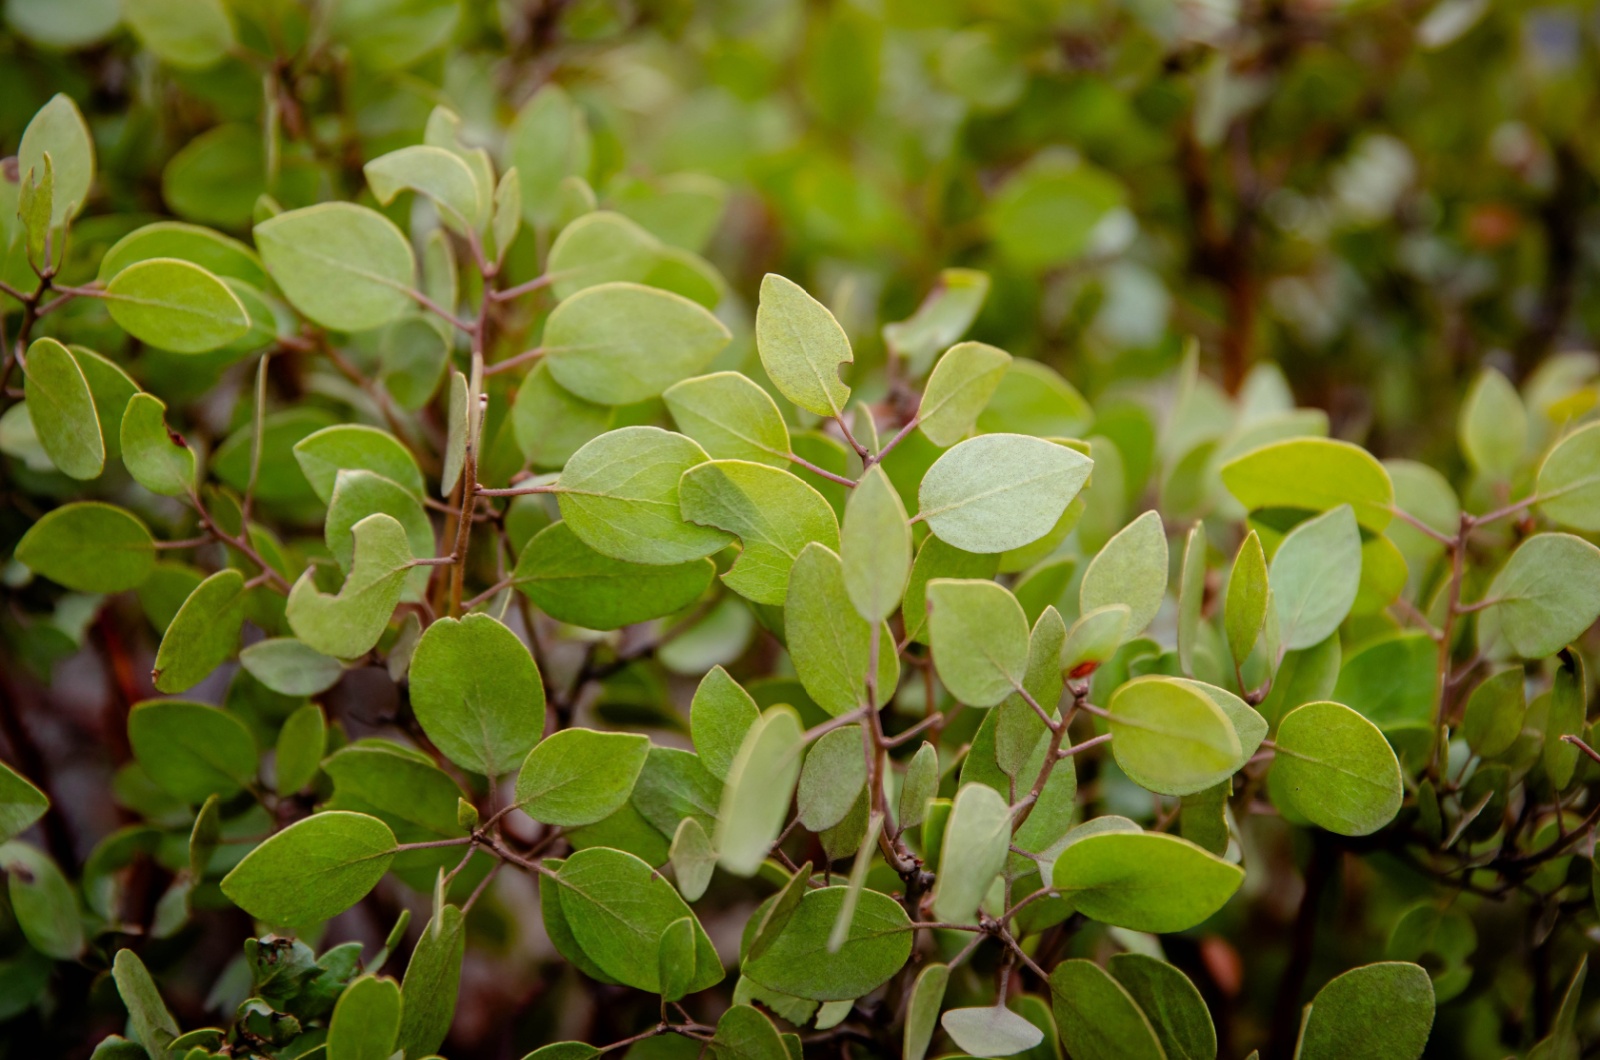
[3,2,1600,1059]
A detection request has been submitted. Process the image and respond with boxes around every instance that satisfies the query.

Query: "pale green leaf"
[221,811,397,925]
[1108,676,1242,796]
[513,521,713,630]
[841,466,912,623]
[1486,533,1600,659]
[557,426,731,565]
[785,543,899,717]
[1079,510,1168,637]
[1273,701,1403,836]
[23,337,102,479]
[411,614,546,778]
[544,282,731,405]
[1050,831,1244,932]
[755,273,853,418]
[152,568,247,693]
[691,667,761,783]
[919,434,1093,554]
[123,0,234,68]
[941,1006,1044,1059]
[121,393,195,496]
[926,579,1029,707]
[1220,438,1394,531]
[1271,505,1362,651]
[286,513,412,659]
[515,728,650,826]
[680,459,840,605]
[931,782,1011,924]
[716,706,804,876]
[104,258,250,353]
[663,371,790,467]
[365,145,483,229]
[1459,367,1526,480]
[254,203,417,332]
[919,342,1012,447]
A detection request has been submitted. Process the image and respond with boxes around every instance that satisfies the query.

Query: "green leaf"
[128,699,256,803]
[1048,960,1165,1060]
[903,963,949,1060]
[411,614,546,778]
[121,393,195,496]
[23,337,102,479]
[633,746,723,841]
[841,466,913,623]
[1270,505,1362,651]
[557,426,731,565]
[72,346,138,463]
[19,94,93,227]
[1050,831,1244,932]
[1225,531,1269,667]
[544,282,731,405]
[326,470,434,601]
[898,743,938,831]
[941,1006,1044,1059]
[1107,953,1217,1060]
[1458,367,1526,480]
[513,521,713,630]
[1462,667,1526,758]
[1221,438,1394,532]
[902,535,1001,644]
[515,728,650,826]
[0,761,48,844]
[785,543,899,717]
[123,0,235,68]
[716,706,804,876]
[398,904,466,1059]
[927,579,1029,707]
[919,342,1012,447]
[1331,632,1437,730]
[99,220,268,286]
[931,782,1011,924]
[546,211,662,296]
[797,725,867,831]
[1544,650,1585,790]
[1,841,83,959]
[1272,701,1403,836]
[103,258,250,353]
[6,0,119,49]
[254,203,417,332]
[1109,676,1243,796]
[680,460,840,605]
[441,369,468,497]
[511,362,614,469]
[286,514,412,659]
[1486,533,1600,659]
[713,1003,788,1060]
[919,434,1094,554]
[664,371,791,467]
[884,267,989,374]
[366,145,484,229]
[755,273,853,418]
[743,885,912,1001]
[508,84,592,228]
[327,975,401,1060]
[670,817,716,901]
[1079,510,1168,637]
[988,154,1124,270]
[294,424,424,504]
[1536,421,1600,531]
[241,637,343,698]
[16,503,155,593]
[274,703,327,796]
[111,950,180,1060]
[153,568,247,693]
[1295,962,1434,1060]
[1061,604,1131,679]
[976,359,1093,439]
[555,846,721,994]
[1176,521,1206,675]
[221,811,397,925]
[691,667,762,782]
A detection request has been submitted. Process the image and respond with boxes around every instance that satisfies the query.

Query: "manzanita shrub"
[3,8,1600,1060]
